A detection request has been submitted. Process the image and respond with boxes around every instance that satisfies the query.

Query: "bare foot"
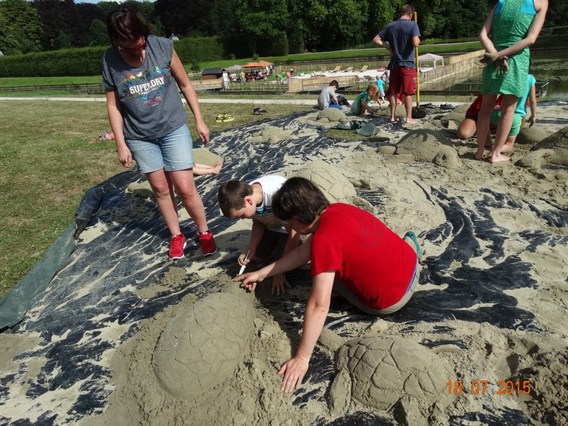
[489,153,511,163]
[474,147,486,160]
[405,118,415,124]
[212,160,223,175]
[390,118,398,123]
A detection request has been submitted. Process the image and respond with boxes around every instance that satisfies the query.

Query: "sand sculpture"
[516,125,568,169]
[317,108,348,123]
[152,291,254,400]
[328,336,454,421]
[289,160,357,203]
[391,129,460,168]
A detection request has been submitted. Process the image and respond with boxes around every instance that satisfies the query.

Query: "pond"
[530,50,568,100]
[447,50,568,100]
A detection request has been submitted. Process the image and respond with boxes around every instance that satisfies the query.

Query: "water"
[530,50,568,100]
[447,50,568,100]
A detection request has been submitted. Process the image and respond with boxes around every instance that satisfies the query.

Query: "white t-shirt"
[250,175,287,233]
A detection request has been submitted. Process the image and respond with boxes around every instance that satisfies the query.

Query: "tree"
[88,19,109,47]
[229,0,289,55]
[155,0,214,37]
[0,0,42,54]
[324,0,368,49]
[34,0,85,50]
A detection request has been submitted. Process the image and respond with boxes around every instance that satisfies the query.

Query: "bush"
[175,36,224,64]
[0,36,224,78]
[0,47,106,77]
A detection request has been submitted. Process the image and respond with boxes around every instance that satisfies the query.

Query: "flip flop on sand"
[403,231,423,262]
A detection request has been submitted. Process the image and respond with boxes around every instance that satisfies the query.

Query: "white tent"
[418,53,444,68]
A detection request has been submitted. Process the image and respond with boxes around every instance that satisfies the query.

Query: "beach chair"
[359,65,368,73]
[344,67,354,73]
[329,66,341,73]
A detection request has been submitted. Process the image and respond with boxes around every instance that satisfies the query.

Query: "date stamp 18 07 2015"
[447,380,532,396]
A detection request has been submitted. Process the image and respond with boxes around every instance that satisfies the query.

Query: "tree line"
[1,0,567,57]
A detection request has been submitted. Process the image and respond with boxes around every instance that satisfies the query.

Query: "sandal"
[403,231,423,262]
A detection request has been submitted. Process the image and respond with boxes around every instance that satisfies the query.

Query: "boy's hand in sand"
[271,273,289,296]
[235,270,265,292]
[278,356,309,393]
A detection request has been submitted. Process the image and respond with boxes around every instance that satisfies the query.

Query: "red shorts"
[386,67,417,97]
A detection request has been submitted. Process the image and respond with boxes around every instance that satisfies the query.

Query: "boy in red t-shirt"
[235,177,421,394]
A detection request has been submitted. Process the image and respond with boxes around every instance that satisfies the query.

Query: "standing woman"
[475,0,548,163]
[103,9,217,258]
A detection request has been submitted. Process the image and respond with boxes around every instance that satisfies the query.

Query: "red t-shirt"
[465,94,504,121]
[310,203,417,309]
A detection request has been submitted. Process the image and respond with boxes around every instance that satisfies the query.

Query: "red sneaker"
[168,234,186,259]
[199,231,217,256]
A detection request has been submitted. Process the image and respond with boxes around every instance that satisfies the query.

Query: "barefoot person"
[372,4,421,124]
[475,0,548,162]
[479,74,537,156]
[235,178,420,393]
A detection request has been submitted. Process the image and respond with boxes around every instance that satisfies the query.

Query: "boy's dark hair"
[272,177,330,225]
[330,80,339,88]
[218,180,253,217]
[401,4,415,16]
[106,8,150,47]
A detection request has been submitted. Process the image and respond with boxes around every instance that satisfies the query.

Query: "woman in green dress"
[475,0,548,163]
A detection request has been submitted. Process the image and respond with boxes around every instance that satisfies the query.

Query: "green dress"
[481,0,536,98]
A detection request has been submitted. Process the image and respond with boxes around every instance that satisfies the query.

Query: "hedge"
[0,36,225,78]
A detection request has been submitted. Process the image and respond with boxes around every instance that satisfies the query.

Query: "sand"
[0,101,567,425]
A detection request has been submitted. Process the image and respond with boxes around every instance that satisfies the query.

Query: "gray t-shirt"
[318,86,336,110]
[102,35,187,140]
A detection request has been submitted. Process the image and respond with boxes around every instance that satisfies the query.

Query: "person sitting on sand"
[235,177,421,393]
[350,83,380,116]
[478,73,537,158]
[317,80,339,110]
[457,94,503,140]
[218,175,301,295]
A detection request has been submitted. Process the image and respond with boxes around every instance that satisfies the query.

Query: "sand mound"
[329,336,453,419]
[289,160,357,203]
[153,291,254,400]
[392,129,460,168]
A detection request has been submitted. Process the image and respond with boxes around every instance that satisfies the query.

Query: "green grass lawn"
[0,100,313,299]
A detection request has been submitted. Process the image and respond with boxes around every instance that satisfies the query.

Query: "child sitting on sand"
[235,177,421,393]
[218,175,301,295]
[350,83,381,116]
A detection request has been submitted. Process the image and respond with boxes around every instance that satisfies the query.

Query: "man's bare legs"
[404,94,414,124]
[388,94,397,122]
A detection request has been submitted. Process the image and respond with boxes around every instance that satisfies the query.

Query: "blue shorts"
[126,124,194,174]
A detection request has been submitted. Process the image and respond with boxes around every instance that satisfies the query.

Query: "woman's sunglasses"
[118,37,146,53]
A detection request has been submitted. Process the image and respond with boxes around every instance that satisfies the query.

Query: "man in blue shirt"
[372,5,421,124]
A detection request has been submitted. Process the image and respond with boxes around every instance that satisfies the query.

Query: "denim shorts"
[126,124,194,174]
